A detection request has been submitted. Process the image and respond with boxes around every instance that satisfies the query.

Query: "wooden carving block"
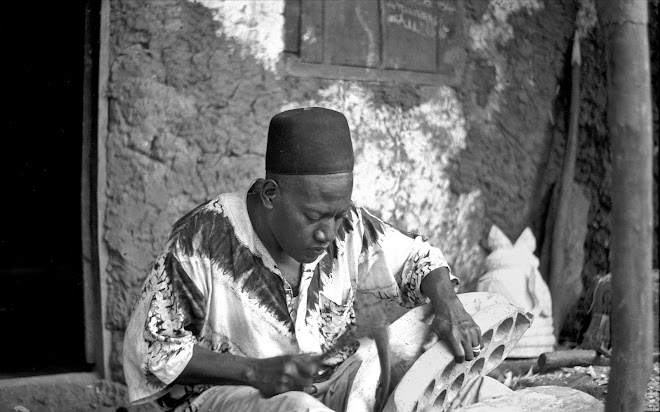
[383,300,532,412]
[346,292,513,412]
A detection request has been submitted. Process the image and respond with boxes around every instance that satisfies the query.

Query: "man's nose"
[313,220,336,244]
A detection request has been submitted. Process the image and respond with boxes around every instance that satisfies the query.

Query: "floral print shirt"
[123,190,454,409]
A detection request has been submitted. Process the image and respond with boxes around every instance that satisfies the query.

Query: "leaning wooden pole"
[548,30,583,337]
[597,1,654,411]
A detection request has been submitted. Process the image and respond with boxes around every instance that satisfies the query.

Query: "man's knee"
[270,390,332,411]
[193,385,331,411]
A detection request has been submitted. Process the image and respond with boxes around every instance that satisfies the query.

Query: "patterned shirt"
[123,190,455,409]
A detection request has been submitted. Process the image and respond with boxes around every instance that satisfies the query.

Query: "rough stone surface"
[102,0,641,380]
[452,385,604,412]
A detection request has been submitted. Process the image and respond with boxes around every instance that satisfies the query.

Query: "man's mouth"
[309,246,327,255]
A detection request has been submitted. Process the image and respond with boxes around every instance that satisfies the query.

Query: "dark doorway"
[0,1,91,376]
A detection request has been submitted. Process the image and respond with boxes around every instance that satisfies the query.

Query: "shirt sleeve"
[352,206,458,308]
[122,246,206,404]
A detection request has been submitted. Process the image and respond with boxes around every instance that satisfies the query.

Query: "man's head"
[256,108,354,263]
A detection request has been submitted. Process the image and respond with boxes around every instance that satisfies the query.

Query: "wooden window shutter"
[284,0,466,86]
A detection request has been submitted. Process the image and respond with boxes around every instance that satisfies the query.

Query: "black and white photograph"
[0,0,657,411]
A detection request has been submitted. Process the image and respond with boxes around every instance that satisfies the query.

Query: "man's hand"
[247,354,320,397]
[175,346,321,395]
[420,268,483,363]
[428,298,482,363]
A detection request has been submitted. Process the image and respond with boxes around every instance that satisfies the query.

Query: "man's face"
[268,173,353,264]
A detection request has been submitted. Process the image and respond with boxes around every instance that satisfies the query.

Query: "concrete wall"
[103,0,581,380]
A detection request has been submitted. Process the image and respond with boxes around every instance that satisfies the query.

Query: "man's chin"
[295,250,323,264]
[295,255,317,264]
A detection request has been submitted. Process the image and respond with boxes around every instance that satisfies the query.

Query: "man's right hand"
[247,354,320,397]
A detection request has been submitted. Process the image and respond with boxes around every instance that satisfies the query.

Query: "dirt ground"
[1,360,658,411]
[0,374,159,412]
[490,360,660,411]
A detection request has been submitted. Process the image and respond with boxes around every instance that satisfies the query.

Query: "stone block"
[451,385,603,412]
[346,292,519,412]
[383,295,532,412]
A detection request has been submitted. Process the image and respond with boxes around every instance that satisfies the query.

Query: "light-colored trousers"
[188,385,332,412]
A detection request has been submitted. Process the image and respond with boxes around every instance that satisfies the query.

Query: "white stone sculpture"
[477,225,556,357]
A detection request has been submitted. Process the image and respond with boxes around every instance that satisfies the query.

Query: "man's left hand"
[427,298,482,363]
[420,268,482,363]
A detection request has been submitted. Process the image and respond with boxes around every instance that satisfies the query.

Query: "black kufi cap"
[266,107,354,175]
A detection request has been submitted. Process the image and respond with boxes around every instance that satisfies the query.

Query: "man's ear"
[260,178,279,209]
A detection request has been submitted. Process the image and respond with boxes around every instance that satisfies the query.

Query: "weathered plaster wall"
[104,0,579,379]
[451,0,575,280]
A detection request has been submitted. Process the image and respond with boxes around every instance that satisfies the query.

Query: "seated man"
[123,107,482,412]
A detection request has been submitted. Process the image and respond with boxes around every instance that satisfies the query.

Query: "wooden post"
[97,0,112,380]
[596,1,654,411]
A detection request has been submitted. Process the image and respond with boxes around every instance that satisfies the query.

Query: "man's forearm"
[174,345,320,396]
[174,345,256,386]
[420,267,460,311]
